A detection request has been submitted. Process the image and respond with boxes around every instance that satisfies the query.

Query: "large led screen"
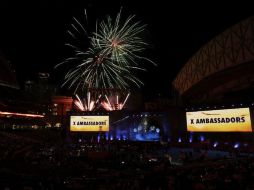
[186,108,252,132]
[110,113,168,142]
[70,116,109,132]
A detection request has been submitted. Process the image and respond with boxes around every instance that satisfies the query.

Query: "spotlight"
[234,143,240,149]
[105,132,109,140]
[213,142,219,147]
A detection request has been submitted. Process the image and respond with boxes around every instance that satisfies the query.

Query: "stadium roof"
[173,16,254,103]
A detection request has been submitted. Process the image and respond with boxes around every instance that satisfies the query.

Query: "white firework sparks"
[73,92,101,111]
[56,9,155,92]
[101,92,130,111]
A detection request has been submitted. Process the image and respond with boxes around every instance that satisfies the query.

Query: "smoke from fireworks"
[56,9,155,92]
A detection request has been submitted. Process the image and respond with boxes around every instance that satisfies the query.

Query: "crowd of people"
[0,130,254,189]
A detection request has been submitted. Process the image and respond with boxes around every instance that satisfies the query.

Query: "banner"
[70,116,109,132]
[186,108,252,132]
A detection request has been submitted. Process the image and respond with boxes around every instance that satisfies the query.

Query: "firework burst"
[56,9,155,92]
[101,92,130,111]
[92,10,155,68]
[73,92,102,111]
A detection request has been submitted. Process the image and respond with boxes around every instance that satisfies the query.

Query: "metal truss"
[173,16,254,95]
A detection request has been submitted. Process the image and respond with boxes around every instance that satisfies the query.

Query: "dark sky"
[1,1,254,99]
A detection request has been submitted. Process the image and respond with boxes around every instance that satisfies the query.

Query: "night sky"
[1,1,254,99]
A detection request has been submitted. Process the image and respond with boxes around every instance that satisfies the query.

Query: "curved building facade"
[173,16,254,103]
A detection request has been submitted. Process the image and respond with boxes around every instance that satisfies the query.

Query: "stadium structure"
[66,16,254,143]
[170,16,254,143]
[173,16,254,105]
[0,52,48,127]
